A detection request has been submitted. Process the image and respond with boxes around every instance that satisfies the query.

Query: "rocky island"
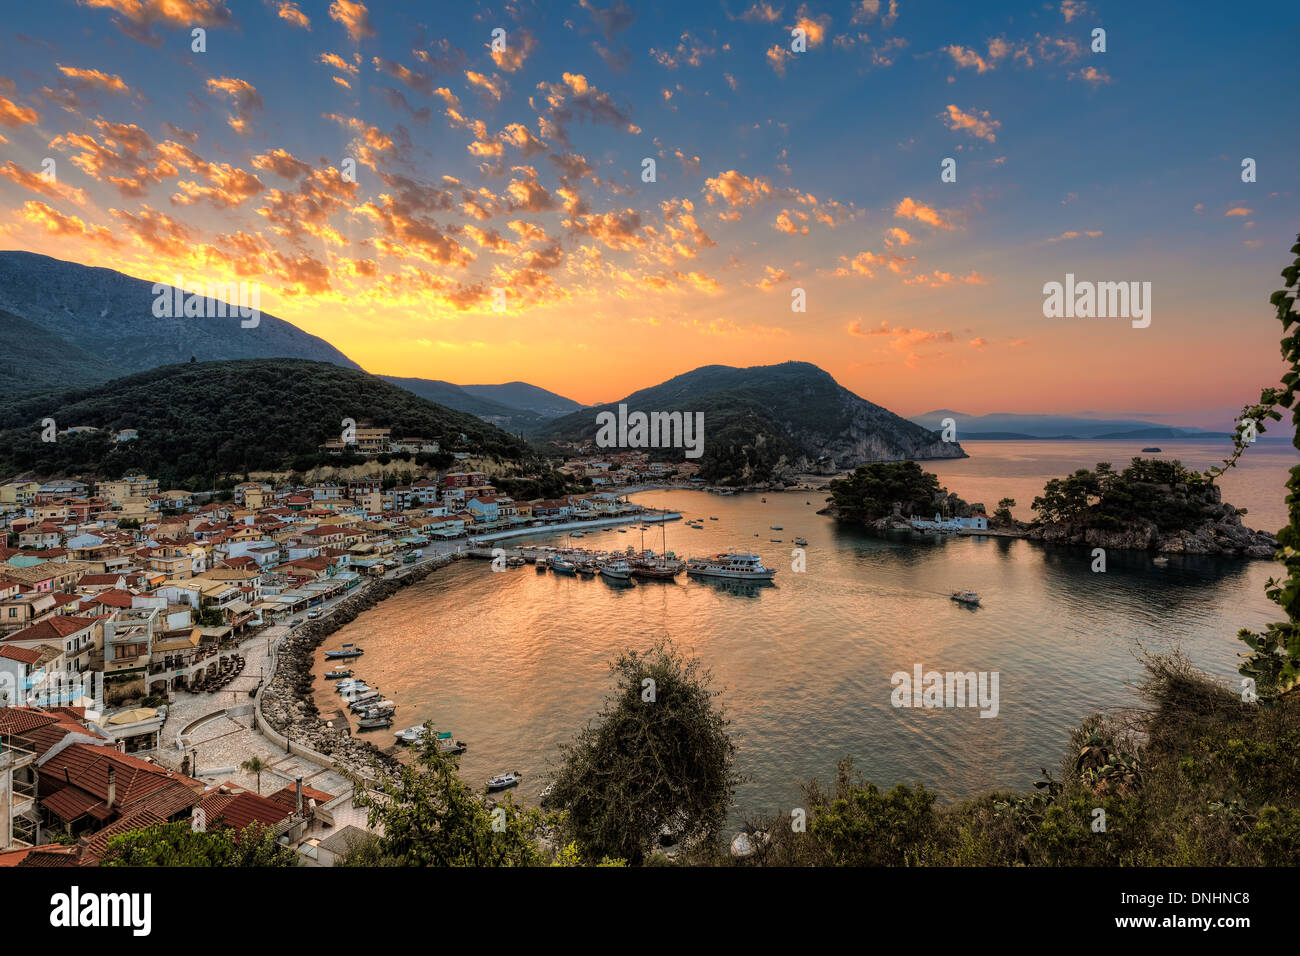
[819,457,1277,558]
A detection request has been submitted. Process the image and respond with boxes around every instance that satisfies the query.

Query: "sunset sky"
[0,0,1296,429]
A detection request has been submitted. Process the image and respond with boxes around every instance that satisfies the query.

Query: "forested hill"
[0,359,526,489]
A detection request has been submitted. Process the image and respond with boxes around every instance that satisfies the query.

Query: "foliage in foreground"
[100,821,298,866]
[695,653,1299,867]
[342,734,555,867]
[547,639,741,865]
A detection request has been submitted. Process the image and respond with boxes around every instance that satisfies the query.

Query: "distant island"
[820,457,1277,558]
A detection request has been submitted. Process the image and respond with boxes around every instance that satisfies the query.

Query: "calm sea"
[314,439,1297,820]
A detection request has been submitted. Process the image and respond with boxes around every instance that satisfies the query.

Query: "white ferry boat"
[686,552,777,581]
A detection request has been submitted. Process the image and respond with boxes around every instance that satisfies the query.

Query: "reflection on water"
[312,478,1288,819]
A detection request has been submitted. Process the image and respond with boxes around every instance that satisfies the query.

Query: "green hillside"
[541,361,963,484]
[0,359,526,489]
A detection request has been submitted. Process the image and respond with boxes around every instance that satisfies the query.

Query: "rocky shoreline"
[258,554,462,776]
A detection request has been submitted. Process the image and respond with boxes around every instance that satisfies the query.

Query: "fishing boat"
[794,537,808,546]
[597,557,633,580]
[324,668,353,680]
[324,643,363,660]
[617,528,627,533]
[356,703,396,720]
[548,555,578,574]
[534,557,547,571]
[770,525,783,530]
[433,731,468,755]
[709,516,718,521]
[577,561,597,576]
[1152,556,1169,566]
[341,688,381,705]
[486,771,523,792]
[571,531,585,538]
[350,696,394,714]
[334,680,371,694]
[394,725,429,744]
[950,589,981,606]
[686,552,777,581]
[770,538,782,542]
[357,714,393,730]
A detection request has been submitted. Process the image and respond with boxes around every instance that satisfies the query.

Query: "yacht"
[597,557,634,580]
[686,552,777,581]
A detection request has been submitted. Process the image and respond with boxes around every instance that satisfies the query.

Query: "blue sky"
[0,0,1297,427]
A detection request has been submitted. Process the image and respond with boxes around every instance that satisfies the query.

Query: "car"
[308,609,322,619]
[290,618,304,626]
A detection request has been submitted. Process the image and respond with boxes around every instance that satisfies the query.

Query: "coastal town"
[0,450,715,868]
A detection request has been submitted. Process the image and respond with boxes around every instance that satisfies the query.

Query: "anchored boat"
[686,552,777,581]
[950,589,981,606]
[324,643,363,660]
[486,771,523,792]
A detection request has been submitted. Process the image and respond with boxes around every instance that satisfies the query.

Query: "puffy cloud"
[355,194,474,267]
[0,161,89,204]
[943,45,991,73]
[328,1,374,42]
[894,196,953,229]
[19,200,119,244]
[50,120,176,196]
[206,76,263,135]
[565,208,646,251]
[275,2,310,29]
[734,2,783,23]
[940,104,1000,143]
[466,70,505,104]
[77,0,233,46]
[490,28,537,73]
[534,73,636,142]
[0,93,39,127]
[1071,65,1111,87]
[756,265,790,290]
[703,169,773,212]
[56,64,129,93]
[110,203,195,256]
[319,51,359,74]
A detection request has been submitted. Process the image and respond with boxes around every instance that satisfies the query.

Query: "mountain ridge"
[542,360,965,484]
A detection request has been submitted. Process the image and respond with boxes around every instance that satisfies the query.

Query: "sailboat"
[631,518,685,579]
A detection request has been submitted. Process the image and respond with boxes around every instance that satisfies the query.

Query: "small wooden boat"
[324,668,353,680]
[794,537,808,546]
[357,714,393,730]
[350,696,394,713]
[325,644,363,660]
[486,771,522,792]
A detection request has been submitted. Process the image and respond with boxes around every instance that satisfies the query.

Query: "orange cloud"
[329,1,374,43]
[894,197,953,229]
[940,104,1001,143]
